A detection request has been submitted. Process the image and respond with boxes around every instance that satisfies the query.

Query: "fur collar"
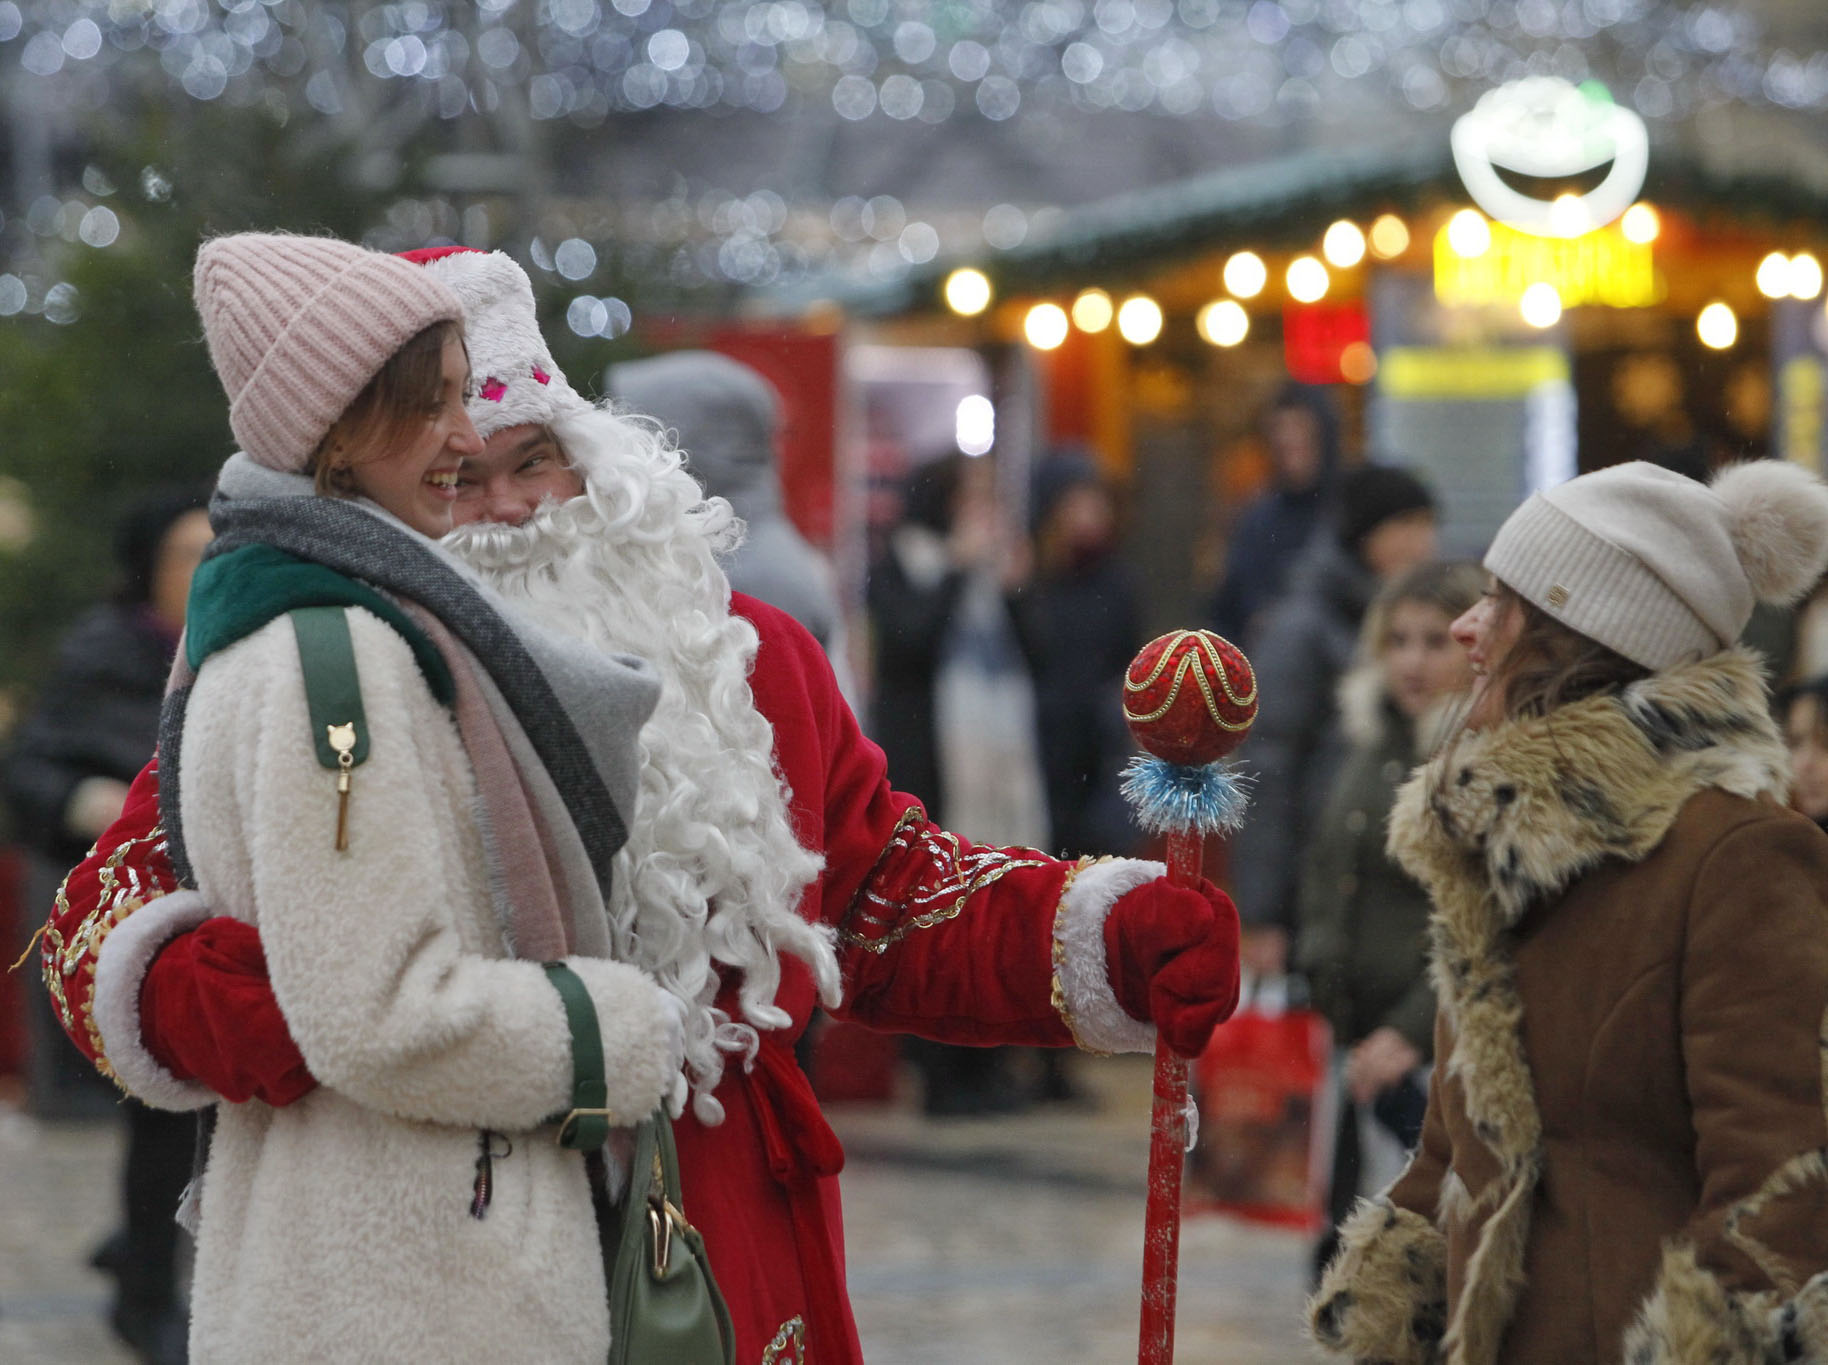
[1383,647,1786,1365]
[1390,647,1785,930]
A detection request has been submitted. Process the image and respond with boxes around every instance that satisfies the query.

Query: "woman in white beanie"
[116,233,687,1362]
[1308,459,1828,1365]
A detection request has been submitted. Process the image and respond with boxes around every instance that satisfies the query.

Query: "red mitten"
[139,916,318,1106]
[1103,876,1242,1058]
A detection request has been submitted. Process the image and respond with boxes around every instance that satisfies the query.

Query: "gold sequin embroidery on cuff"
[759,1314,807,1364]
[42,823,174,1085]
[1050,856,1115,1056]
[836,809,1051,956]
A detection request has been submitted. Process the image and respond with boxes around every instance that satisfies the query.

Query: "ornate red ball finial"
[1122,630,1258,767]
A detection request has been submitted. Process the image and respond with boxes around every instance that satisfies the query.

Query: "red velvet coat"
[44,594,1105,1365]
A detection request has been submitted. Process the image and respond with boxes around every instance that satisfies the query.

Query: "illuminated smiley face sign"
[1451,77,1649,238]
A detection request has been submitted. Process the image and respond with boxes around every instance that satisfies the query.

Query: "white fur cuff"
[1051,857,1163,1055]
[92,889,218,1112]
[571,959,692,1125]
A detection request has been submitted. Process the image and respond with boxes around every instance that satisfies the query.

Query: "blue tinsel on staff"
[1120,755,1252,837]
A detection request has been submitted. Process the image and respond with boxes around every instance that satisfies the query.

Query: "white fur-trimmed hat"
[399,247,588,438]
[1484,459,1828,670]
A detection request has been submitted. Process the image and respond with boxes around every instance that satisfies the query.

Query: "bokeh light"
[1024,302,1069,349]
[1369,214,1410,259]
[1322,220,1366,269]
[1197,299,1249,347]
[1222,251,1267,299]
[1071,288,1114,333]
[944,268,992,316]
[1116,295,1163,345]
[1286,255,1329,303]
[1697,301,1738,350]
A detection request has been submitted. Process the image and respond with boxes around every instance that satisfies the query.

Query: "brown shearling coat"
[1307,650,1828,1365]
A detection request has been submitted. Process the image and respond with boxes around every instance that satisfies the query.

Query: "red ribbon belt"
[744,1033,856,1363]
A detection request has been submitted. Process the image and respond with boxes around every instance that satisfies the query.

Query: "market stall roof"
[759,131,1828,321]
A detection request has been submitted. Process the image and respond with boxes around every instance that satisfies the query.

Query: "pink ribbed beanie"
[193,233,464,473]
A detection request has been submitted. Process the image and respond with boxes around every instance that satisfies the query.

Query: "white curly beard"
[443,405,839,1125]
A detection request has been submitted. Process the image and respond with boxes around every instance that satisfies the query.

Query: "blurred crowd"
[853,376,1828,1279]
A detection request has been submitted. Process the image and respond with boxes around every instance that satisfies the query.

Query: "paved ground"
[0,1054,1313,1362]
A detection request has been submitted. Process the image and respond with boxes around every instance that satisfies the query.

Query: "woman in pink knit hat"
[128,233,687,1362]
[1309,460,1828,1365]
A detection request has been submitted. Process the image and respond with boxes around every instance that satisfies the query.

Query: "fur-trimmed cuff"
[1622,1242,1828,1365]
[1050,857,1162,1055]
[91,889,217,1112]
[1307,1198,1447,1363]
[568,958,689,1124]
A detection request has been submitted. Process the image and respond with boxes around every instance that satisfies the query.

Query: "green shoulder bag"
[541,963,735,1365]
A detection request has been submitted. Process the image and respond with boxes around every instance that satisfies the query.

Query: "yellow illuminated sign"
[1380,346,1570,400]
[1433,219,1660,309]
[1781,355,1824,468]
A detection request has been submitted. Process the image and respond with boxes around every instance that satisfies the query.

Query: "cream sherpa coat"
[133,610,679,1363]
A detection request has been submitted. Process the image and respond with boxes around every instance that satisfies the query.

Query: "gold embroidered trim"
[1050,856,1114,1056]
[833,803,927,943]
[42,823,174,1084]
[835,813,1051,956]
[758,1314,807,1364]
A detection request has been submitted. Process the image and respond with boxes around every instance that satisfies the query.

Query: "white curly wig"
[446,403,838,1124]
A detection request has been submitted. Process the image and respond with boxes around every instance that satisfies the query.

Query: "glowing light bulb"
[1789,252,1823,300]
[1620,202,1659,244]
[1548,192,1590,238]
[1369,214,1410,259]
[1197,299,1249,347]
[1024,302,1069,350]
[1520,282,1563,329]
[1116,294,1163,345]
[1222,251,1267,299]
[944,268,992,316]
[1446,209,1492,259]
[1339,341,1378,385]
[956,394,995,455]
[1322,220,1366,268]
[1071,288,1113,332]
[1286,255,1329,304]
[1756,252,1792,300]
[1697,301,1738,350]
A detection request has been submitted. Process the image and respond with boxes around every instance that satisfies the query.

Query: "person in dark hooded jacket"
[1227,465,1437,972]
[1009,451,1142,860]
[2,485,210,1364]
[611,350,846,657]
[1208,384,1341,644]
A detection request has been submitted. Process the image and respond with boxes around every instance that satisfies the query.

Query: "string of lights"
[4,1,1824,127]
[4,2,1828,331]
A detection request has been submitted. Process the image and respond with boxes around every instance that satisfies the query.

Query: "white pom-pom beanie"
[193,233,463,473]
[1484,459,1828,670]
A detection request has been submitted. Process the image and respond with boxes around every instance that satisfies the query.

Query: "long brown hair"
[310,319,465,495]
[1487,584,1650,720]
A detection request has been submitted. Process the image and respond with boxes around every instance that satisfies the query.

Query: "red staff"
[1120,629,1258,1365]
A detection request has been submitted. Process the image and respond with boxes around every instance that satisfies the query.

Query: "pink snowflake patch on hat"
[531,366,551,386]
[479,377,506,402]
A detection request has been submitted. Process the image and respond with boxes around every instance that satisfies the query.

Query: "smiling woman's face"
[344,335,483,538]
[1450,580,1524,729]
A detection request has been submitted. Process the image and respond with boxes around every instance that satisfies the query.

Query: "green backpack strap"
[290,607,369,851]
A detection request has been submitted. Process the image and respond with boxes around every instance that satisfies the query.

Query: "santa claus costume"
[42,244,1240,1364]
